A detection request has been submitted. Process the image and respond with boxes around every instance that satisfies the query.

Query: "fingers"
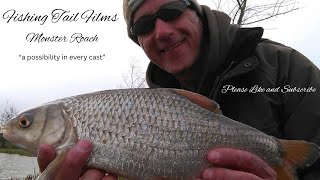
[202,167,262,180]
[80,169,105,180]
[54,139,93,180]
[101,175,119,180]
[37,144,56,172]
[206,148,276,179]
[80,169,117,180]
[37,140,118,180]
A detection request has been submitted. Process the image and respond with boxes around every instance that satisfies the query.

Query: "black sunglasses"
[130,0,191,36]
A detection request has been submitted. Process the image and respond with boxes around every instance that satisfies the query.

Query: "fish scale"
[58,89,275,178]
[3,88,320,180]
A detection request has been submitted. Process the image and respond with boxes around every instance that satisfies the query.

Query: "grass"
[8,173,39,180]
[0,141,34,157]
[7,172,39,180]
[0,148,33,157]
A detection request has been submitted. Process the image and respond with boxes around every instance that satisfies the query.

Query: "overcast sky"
[0,0,319,111]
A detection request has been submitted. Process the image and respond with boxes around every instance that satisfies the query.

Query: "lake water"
[0,153,38,180]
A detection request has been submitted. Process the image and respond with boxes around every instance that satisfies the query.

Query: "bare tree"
[0,100,18,148]
[0,100,18,129]
[120,58,147,89]
[210,0,299,27]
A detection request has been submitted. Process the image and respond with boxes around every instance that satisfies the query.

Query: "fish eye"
[19,113,33,128]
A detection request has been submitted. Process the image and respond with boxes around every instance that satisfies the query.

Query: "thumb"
[37,144,56,172]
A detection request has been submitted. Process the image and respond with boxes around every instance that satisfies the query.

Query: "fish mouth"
[2,126,37,155]
[0,125,7,133]
[2,126,12,142]
[160,39,185,53]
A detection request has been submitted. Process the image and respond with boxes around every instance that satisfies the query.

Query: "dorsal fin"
[172,89,222,114]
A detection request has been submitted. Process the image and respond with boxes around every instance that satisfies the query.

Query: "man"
[38,0,320,179]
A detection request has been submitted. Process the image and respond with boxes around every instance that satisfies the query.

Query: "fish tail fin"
[273,139,320,180]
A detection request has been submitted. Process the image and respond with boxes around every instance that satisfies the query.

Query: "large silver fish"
[2,88,320,180]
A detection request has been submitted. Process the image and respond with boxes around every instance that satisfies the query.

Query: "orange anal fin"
[172,89,222,114]
[273,139,320,180]
[273,165,297,180]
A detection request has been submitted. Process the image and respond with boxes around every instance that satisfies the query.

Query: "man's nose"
[154,19,174,40]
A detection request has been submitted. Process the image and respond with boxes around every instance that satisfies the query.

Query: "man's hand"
[38,141,276,180]
[199,148,277,180]
[37,139,117,180]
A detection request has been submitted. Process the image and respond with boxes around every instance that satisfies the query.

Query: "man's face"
[133,0,203,75]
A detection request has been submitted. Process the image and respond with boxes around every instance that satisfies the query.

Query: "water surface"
[0,153,38,180]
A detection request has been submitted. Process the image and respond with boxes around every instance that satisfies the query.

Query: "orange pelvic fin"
[273,139,320,180]
[172,89,222,114]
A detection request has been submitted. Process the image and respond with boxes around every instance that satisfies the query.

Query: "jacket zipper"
[209,60,236,99]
